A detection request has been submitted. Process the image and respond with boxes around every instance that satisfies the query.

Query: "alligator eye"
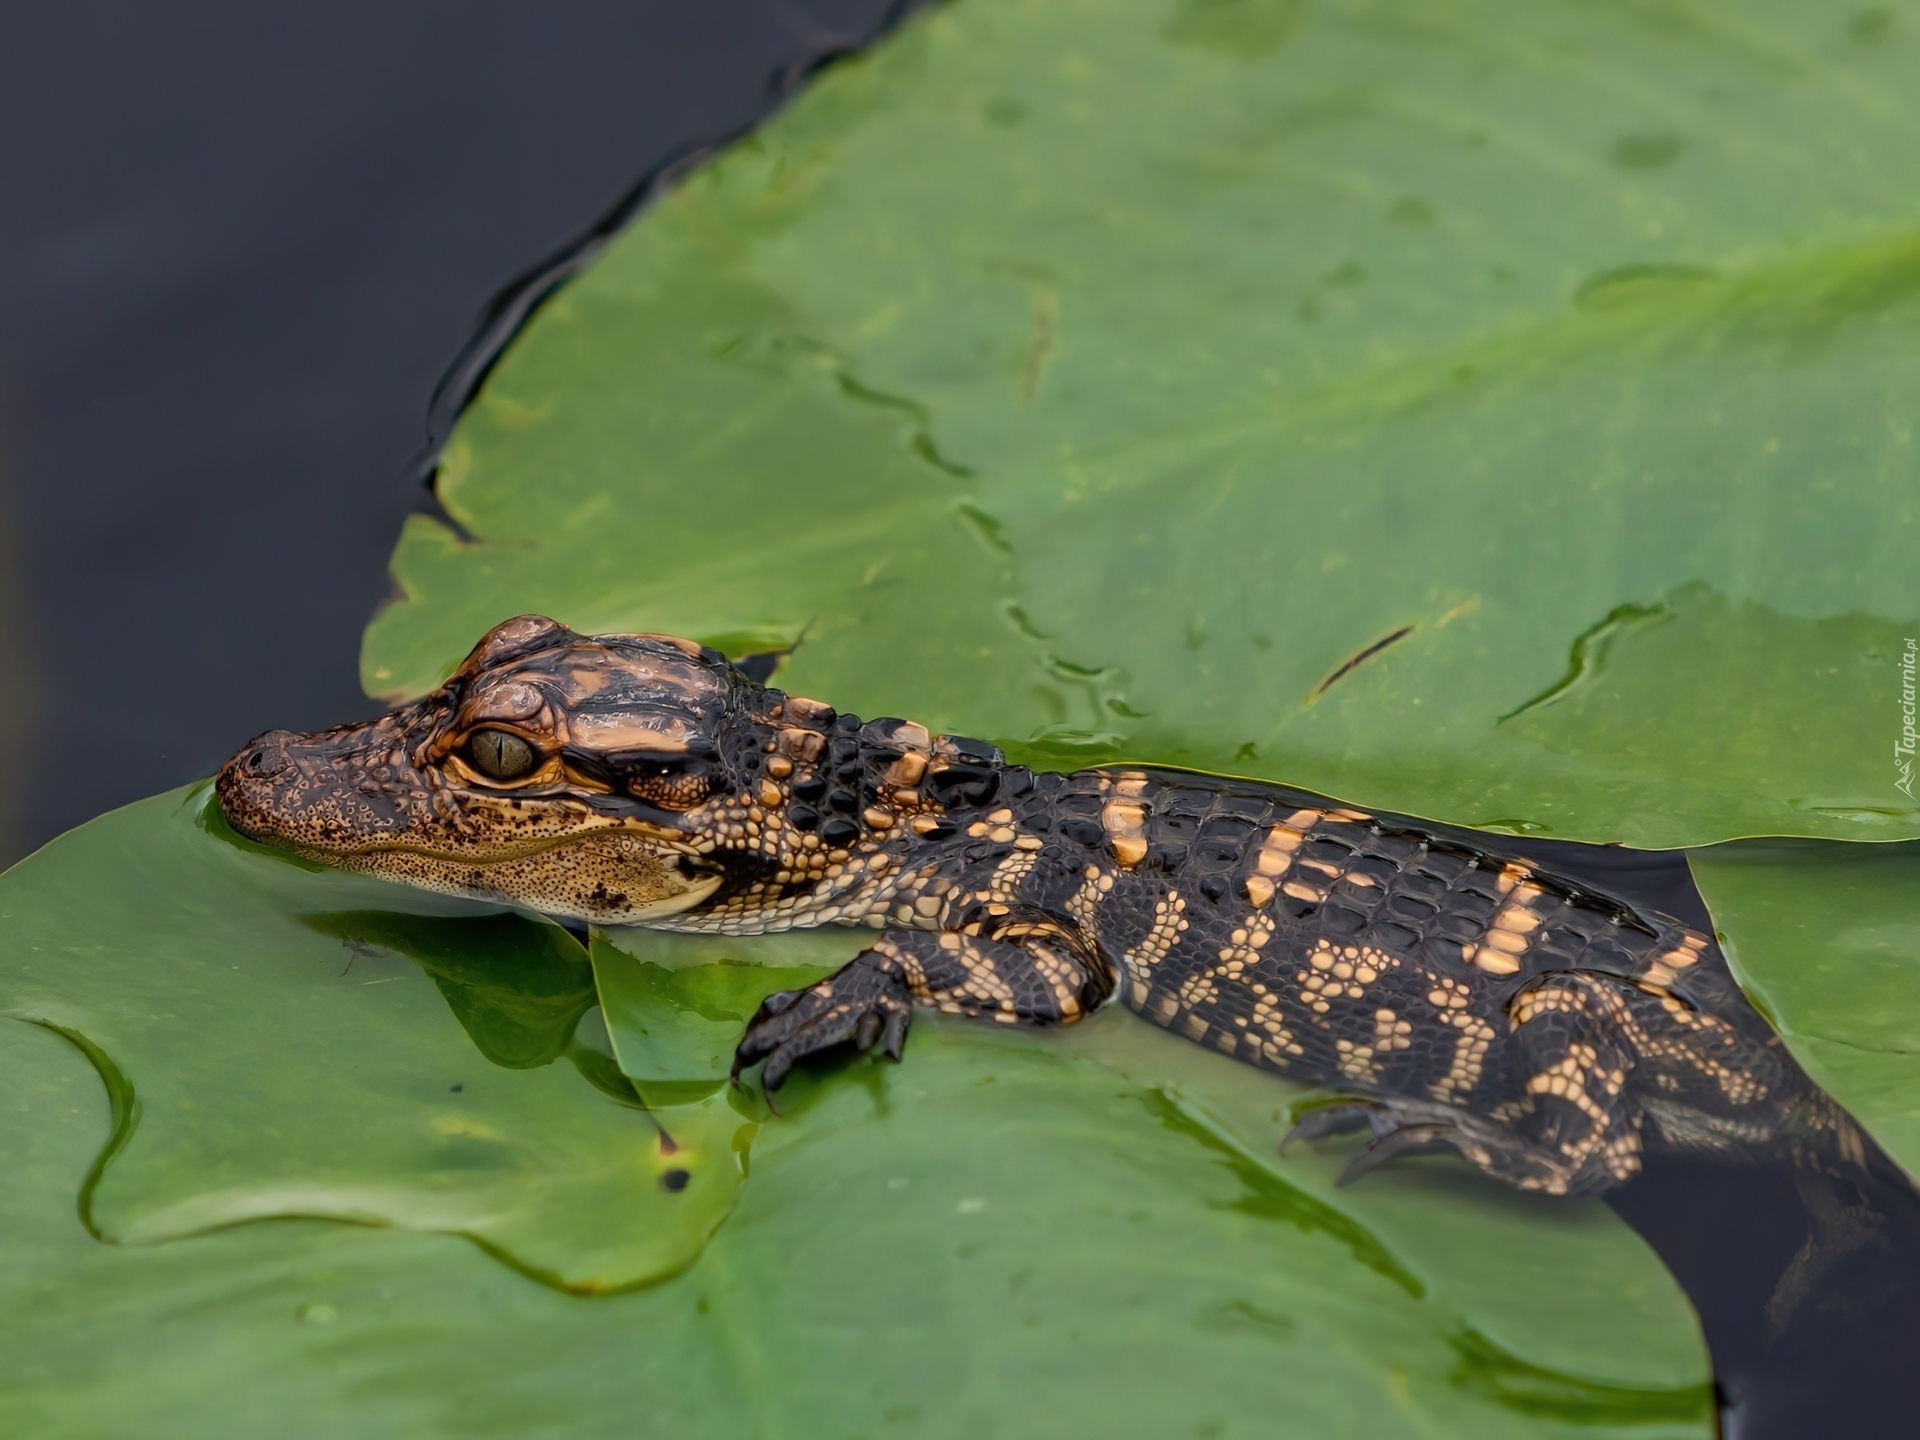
[468,729,535,781]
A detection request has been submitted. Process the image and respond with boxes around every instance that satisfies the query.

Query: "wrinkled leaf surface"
[366,0,1920,846]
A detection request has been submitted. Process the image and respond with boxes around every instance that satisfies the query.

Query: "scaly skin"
[218,615,1859,1195]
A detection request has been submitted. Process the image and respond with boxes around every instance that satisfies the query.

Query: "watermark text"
[1898,637,1916,799]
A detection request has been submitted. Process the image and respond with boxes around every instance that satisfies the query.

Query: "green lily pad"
[0,785,746,1294]
[1689,839,1920,1178]
[591,927,1713,1411]
[591,927,1712,1401]
[365,0,1920,846]
[0,1018,746,1437]
[589,928,836,1086]
[637,1009,1711,1436]
[0,780,1710,1433]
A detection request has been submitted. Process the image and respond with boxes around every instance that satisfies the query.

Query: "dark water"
[1498,834,1920,1438]
[2,4,1910,1433]
[0,0,903,866]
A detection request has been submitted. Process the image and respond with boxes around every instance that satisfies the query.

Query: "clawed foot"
[1282,1100,1459,1187]
[731,962,913,1091]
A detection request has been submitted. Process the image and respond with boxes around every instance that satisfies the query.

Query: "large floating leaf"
[621,1009,1711,1436]
[593,925,1710,1401]
[0,787,1709,1434]
[0,786,744,1293]
[1690,839,1920,1178]
[365,0,1920,846]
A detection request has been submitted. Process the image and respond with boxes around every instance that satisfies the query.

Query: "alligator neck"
[723,688,1025,852]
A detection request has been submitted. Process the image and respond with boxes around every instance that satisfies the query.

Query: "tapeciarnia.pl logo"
[1898,637,1917,799]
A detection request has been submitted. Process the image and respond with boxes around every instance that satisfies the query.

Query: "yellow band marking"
[1102,798,1148,870]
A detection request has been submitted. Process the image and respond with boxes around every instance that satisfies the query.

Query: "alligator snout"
[215,725,406,850]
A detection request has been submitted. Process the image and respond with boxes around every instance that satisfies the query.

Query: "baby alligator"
[218,615,1856,1195]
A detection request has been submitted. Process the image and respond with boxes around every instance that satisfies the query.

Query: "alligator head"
[217,615,759,922]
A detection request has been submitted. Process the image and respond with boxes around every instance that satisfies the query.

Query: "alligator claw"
[1337,1122,1454,1187]
[1283,1099,1460,1186]
[1280,1101,1383,1154]
[731,961,914,1091]
[758,987,804,1018]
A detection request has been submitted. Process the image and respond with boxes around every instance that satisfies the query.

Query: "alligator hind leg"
[1283,973,1648,1194]
[1495,972,1647,1193]
[734,924,1113,1091]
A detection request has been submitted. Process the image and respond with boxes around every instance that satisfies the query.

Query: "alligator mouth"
[314,825,729,921]
[602,869,725,919]
[308,821,696,868]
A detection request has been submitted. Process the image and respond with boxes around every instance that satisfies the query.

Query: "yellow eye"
[468,729,536,781]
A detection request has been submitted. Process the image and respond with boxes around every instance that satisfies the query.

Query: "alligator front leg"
[733,923,1113,1091]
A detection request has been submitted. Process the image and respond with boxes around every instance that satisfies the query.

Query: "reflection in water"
[1505,834,1920,1438]
[1612,1153,1920,1438]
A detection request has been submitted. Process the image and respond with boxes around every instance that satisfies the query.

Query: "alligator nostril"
[237,740,292,779]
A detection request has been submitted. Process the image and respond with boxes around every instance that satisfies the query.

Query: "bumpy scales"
[220,616,1856,1196]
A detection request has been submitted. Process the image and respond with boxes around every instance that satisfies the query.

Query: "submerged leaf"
[1445,1327,1713,1426]
[591,928,836,1084]
[303,910,597,1069]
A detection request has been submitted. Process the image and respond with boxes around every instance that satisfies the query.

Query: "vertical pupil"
[472,730,532,779]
